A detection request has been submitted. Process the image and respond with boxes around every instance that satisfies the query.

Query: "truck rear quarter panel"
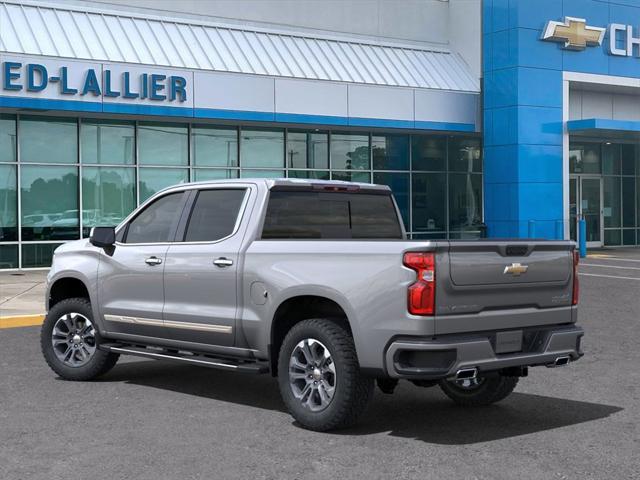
[240,240,437,371]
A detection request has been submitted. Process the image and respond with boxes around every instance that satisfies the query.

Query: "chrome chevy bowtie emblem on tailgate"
[504,263,528,276]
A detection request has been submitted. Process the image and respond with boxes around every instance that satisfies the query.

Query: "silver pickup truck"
[41,178,583,431]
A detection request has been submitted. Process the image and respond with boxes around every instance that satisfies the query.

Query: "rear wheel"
[439,374,518,406]
[277,318,374,431]
[41,298,119,381]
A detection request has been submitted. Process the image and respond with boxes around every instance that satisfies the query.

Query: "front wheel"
[277,318,374,431]
[439,374,518,406]
[41,298,119,381]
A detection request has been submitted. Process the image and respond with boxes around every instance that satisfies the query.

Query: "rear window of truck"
[262,190,403,239]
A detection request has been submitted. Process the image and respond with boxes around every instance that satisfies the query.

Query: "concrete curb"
[0,314,45,329]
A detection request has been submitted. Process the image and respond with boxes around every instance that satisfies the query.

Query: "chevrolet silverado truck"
[41,178,583,431]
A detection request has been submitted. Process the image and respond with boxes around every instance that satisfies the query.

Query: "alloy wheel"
[288,338,336,412]
[51,313,97,367]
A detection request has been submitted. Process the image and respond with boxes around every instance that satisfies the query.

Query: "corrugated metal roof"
[0,1,480,92]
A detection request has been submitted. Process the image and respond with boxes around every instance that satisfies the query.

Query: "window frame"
[117,190,188,246]
[175,186,250,244]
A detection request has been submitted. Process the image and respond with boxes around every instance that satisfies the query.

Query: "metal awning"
[0,0,479,92]
[568,118,640,138]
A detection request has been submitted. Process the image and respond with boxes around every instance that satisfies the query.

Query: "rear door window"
[183,189,247,242]
[262,191,402,239]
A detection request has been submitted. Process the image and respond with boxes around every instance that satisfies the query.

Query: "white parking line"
[581,263,640,271]
[579,272,640,281]
[586,256,640,263]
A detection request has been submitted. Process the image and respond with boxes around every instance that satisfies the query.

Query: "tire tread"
[278,318,373,431]
[41,298,119,381]
[439,375,518,406]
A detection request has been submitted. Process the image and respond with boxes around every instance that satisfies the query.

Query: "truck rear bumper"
[384,324,584,380]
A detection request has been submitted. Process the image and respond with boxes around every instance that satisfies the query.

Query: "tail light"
[572,250,579,305]
[403,252,435,315]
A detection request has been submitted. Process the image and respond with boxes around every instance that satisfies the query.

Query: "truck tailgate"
[435,241,576,335]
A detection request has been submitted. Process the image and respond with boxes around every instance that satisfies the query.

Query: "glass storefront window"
[622,176,636,228]
[621,144,637,176]
[287,131,328,169]
[331,171,371,183]
[0,111,488,266]
[373,172,409,230]
[569,143,601,174]
[412,173,446,233]
[638,177,640,228]
[139,168,188,202]
[81,119,135,165]
[604,176,621,228]
[449,137,482,172]
[22,243,62,268]
[411,136,446,171]
[0,244,18,269]
[0,164,17,241]
[194,169,239,181]
[0,114,16,162]
[240,128,284,168]
[623,229,636,246]
[330,133,369,170]
[411,232,446,240]
[20,116,77,164]
[21,165,79,241]
[193,125,238,167]
[82,167,136,236]
[604,229,621,246]
[288,170,330,180]
[240,169,284,178]
[449,173,483,232]
[573,140,639,246]
[138,122,188,166]
[603,143,621,175]
[372,134,409,170]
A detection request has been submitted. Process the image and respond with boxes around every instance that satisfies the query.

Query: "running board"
[100,343,269,374]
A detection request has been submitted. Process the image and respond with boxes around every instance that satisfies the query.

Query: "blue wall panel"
[516,145,563,183]
[509,0,562,30]
[482,0,640,240]
[515,28,563,70]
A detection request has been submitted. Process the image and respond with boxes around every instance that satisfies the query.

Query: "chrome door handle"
[213,257,233,267]
[145,256,163,266]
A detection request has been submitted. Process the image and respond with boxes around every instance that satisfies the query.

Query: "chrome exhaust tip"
[455,367,478,380]
[547,355,571,368]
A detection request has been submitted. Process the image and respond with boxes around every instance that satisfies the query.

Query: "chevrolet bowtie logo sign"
[504,263,528,276]
[542,17,605,50]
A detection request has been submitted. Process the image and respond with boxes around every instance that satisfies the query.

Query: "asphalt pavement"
[0,249,639,480]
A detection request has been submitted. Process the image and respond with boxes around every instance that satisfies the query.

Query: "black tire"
[439,374,518,406]
[41,297,119,381]
[277,318,374,431]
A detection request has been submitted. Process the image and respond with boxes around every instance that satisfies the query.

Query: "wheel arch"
[269,295,352,377]
[48,276,91,308]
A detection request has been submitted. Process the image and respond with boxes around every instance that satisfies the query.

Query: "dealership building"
[0,0,639,269]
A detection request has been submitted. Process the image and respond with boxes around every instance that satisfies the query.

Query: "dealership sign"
[542,17,640,57]
[1,61,188,101]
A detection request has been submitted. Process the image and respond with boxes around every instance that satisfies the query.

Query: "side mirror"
[89,226,116,248]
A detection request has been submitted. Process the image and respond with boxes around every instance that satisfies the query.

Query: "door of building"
[570,175,603,248]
